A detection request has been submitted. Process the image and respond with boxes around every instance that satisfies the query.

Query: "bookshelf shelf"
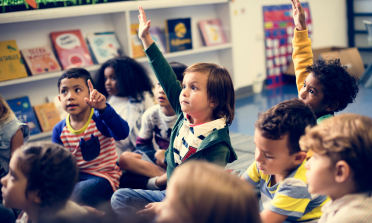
[29,131,53,141]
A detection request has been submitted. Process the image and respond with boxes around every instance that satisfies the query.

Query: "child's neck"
[187,111,215,125]
[161,105,176,117]
[272,165,298,185]
[69,106,92,130]
[25,205,40,223]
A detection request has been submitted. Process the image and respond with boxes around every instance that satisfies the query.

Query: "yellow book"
[0,40,28,82]
[33,102,61,132]
[131,24,146,58]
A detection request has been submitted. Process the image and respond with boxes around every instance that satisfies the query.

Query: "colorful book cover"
[149,27,167,53]
[86,32,123,64]
[20,46,61,75]
[131,24,146,58]
[33,102,61,132]
[0,40,28,82]
[198,19,227,46]
[165,18,192,53]
[50,29,93,70]
[6,96,41,135]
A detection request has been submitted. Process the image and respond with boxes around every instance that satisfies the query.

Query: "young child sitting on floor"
[241,98,329,223]
[300,114,372,223]
[52,68,129,208]
[0,142,88,223]
[119,62,187,190]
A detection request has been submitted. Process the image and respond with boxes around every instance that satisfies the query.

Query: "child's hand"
[138,6,154,49]
[291,0,306,31]
[137,202,163,220]
[155,150,166,168]
[84,79,107,112]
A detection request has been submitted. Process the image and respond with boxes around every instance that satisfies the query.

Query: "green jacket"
[145,43,237,181]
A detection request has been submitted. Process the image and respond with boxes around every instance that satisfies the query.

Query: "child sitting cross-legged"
[300,114,372,223]
[119,62,187,190]
[241,98,330,223]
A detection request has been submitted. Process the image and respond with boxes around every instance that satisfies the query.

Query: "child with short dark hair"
[52,68,129,208]
[241,98,329,223]
[95,57,154,155]
[0,142,88,223]
[300,114,372,223]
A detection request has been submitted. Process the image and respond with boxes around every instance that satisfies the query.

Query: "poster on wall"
[263,2,312,88]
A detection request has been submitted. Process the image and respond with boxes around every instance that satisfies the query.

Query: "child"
[119,62,187,190]
[291,0,359,123]
[95,57,154,155]
[149,160,262,223]
[0,142,88,223]
[241,99,329,223]
[52,68,129,208]
[111,6,237,219]
[300,114,372,223]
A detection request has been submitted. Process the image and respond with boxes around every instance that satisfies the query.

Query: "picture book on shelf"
[131,24,146,58]
[33,102,61,132]
[86,32,123,64]
[6,96,41,135]
[149,27,167,53]
[20,46,61,75]
[0,40,28,82]
[198,19,227,46]
[165,18,192,53]
[50,29,93,70]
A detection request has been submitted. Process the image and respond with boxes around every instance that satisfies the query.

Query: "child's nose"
[1,174,7,186]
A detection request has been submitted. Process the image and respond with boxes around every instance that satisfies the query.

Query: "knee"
[119,152,135,170]
[111,188,132,212]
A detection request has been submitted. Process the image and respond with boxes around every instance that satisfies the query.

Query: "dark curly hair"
[95,56,153,101]
[57,68,94,92]
[306,59,359,112]
[255,98,317,154]
[17,142,78,209]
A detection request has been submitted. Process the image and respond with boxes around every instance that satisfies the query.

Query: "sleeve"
[52,121,64,145]
[94,103,130,141]
[136,108,154,143]
[145,43,183,116]
[292,28,313,92]
[201,143,230,167]
[268,178,312,219]
[242,161,261,186]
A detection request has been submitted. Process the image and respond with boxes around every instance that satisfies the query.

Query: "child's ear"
[28,190,42,205]
[58,95,61,102]
[326,101,339,112]
[334,160,351,184]
[293,151,307,165]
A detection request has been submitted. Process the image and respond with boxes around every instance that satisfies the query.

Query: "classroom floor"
[230,83,372,136]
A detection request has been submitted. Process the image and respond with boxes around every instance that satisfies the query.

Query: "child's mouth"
[67,104,78,109]
[158,97,165,101]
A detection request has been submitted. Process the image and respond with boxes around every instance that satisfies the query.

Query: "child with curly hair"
[95,57,154,155]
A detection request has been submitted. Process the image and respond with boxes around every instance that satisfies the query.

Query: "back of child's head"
[306,59,359,112]
[95,56,153,100]
[255,98,317,154]
[184,63,235,125]
[57,68,93,91]
[300,114,372,193]
[0,94,14,123]
[17,142,78,210]
[169,61,187,83]
[169,161,261,223]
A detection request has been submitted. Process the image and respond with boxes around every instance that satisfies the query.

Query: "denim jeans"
[71,172,114,207]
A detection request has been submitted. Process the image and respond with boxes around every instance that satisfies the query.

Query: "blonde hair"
[299,114,372,193]
[169,161,261,223]
[0,94,14,123]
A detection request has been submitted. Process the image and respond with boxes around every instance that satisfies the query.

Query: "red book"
[50,30,93,70]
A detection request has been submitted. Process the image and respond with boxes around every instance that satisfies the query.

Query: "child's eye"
[265,154,274,159]
[192,86,196,90]
[182,85,186,89]
[112,76,116,80]
[303,83,306,87]
[61,90,66,94]
[76,88,81,93]
[309,89,314,94]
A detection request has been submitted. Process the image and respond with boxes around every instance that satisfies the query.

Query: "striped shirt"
[243,160,330,222]
[52,104,129,191]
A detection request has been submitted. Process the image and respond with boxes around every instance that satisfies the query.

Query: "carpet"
[226,132,256,171]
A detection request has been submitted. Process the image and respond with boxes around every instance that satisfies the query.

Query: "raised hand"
[84,79,107,112]
[291,0,306,31]
[138,6,154,49]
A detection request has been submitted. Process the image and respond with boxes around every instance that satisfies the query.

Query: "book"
[198,19,227,46]
[131,24,146,58]
[33,102,61,132]
[6,96,41,135]
[0,40,28,82]
[86,32,123,64]
[46,95,68,120]
[165,18,192,53]
[50,29,93,70]
[20,46,61,75]
[149,27,167,53]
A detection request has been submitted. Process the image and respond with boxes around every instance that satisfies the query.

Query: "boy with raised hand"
[241,98,329,223]
[52,68,129,208]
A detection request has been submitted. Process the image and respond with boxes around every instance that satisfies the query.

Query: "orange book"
[131,24,146,58]
[21,46,61,75]
[33,102,61,132]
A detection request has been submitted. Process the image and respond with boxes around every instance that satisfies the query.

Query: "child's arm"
[137,6,182,115]
[135,109,154,148]
[291,0,313,92]
[261,210,288,223]
[52,121,64,145]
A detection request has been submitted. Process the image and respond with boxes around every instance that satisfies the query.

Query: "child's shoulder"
[143,104,161,116]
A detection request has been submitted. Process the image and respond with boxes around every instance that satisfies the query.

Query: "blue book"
[165,18,192,53]
[7,96,41,135]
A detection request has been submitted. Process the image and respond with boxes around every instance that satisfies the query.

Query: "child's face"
[305,151,336,195]
[254,129,300,177]
[180,72,214,119]
[1,150,30,210]
[155,82,171,108]
[58,78,90,116]
[299,73,329,114]
[104,67,118,96]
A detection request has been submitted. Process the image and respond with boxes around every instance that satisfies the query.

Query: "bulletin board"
[263,2,312,89]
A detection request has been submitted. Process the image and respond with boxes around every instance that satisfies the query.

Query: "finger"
[290,0,296,10]
[91,89,97,102]
[96,94,104,103]
[87,79,94,93]
[146,20,151,29]
[84,98,92,107]
[140,6,147,23]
